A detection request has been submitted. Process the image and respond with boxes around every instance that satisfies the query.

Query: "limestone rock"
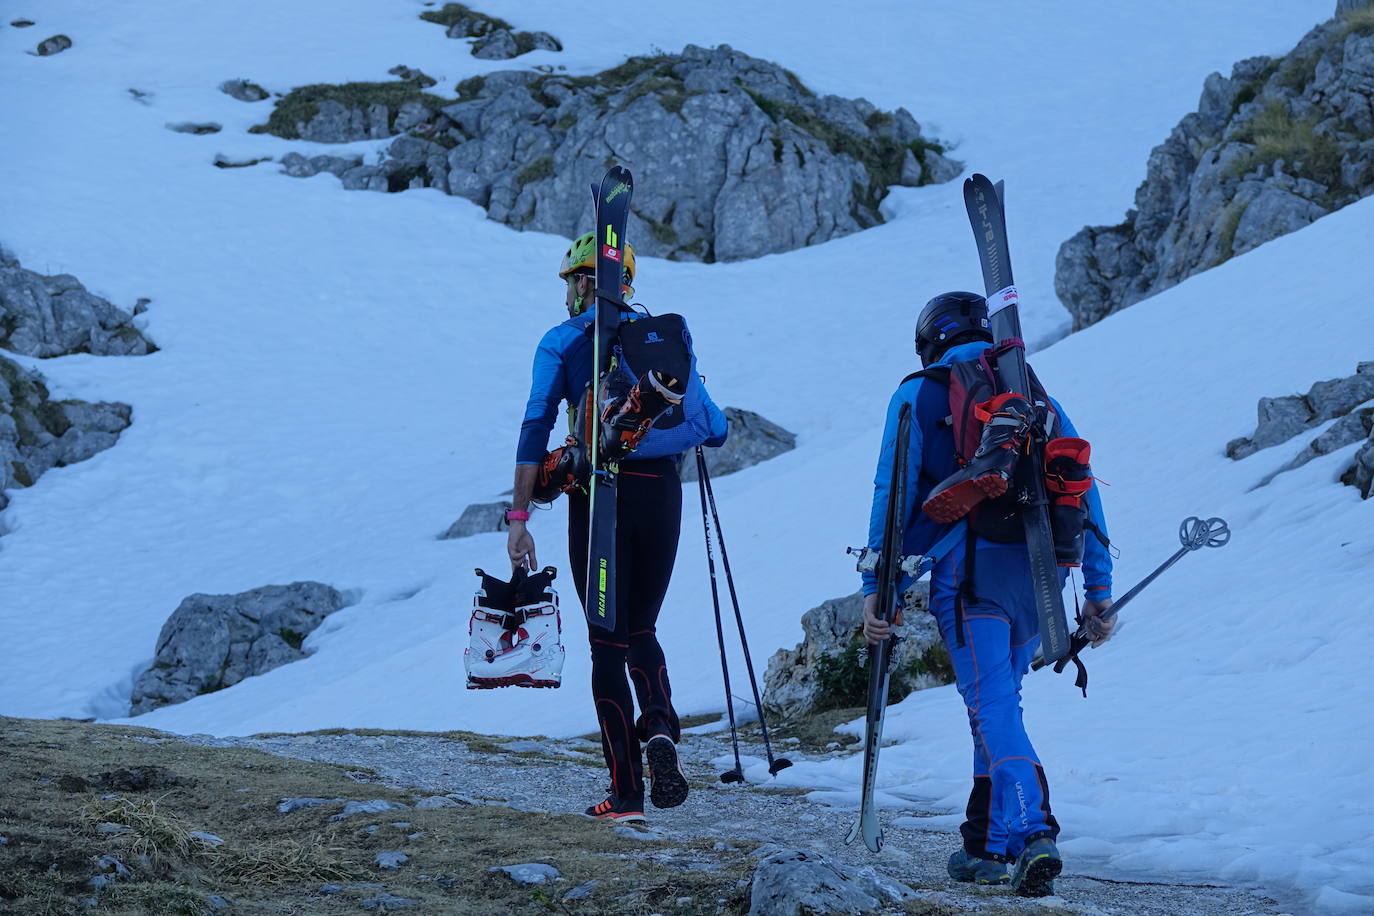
[272,44,960,262]
[679,407,796,482]
[0,252,156,357]
[1,355,133,514]
[129,582,347,715]
[748,847,916,915]
[762,586,949,721]
[36,34,72,56]
[1057,9,1374,328]
[438,501,510,539]
[220,79,269,102]
[1227,362,1374,459]
[1341,430,1374,497]
[489,862,560,885]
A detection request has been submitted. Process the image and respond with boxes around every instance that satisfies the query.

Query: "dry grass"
[0,716,758,915]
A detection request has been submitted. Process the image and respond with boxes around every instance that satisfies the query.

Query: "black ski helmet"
[915,291,991,366]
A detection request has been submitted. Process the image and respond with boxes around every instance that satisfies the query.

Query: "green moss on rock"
[249,81,450,139]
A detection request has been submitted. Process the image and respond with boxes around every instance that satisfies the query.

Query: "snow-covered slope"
[2,0,1365,910]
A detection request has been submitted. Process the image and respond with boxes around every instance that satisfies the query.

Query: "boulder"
[489,863,560,885]
[129,582,347,715]
[270,44,960,262]
[679,407,796,481]
[36,34,72,56]
[0,252,156,357]
[1,355,132,514]
[1341,430,1374,497]
[1256,407,1374,486]
[220,79,269,102]
[762,586,950,721]
[748,847,916,915]
[1056,9,1374,328]
[438,501,510,539]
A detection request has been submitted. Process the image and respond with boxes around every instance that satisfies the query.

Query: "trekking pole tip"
[768,758,793,775]
[720,769,745,784]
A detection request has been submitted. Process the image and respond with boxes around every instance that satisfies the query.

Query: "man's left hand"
[1081,598,1115,648]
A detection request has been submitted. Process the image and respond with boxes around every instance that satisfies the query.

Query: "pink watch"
[505,509,530,522]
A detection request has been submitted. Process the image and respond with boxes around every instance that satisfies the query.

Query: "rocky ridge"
[0,248,150,518]
[264,44,961,262]
[1056,1,1374,328]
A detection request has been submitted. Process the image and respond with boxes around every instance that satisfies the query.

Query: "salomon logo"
[645,331,662,343]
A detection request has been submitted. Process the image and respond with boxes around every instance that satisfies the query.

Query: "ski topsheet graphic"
[584,165,633,632]
[962,174,1072,662]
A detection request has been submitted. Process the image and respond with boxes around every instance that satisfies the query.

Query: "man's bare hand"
[863,593,892,644]
[507,522,536,570]
[1081,598,1115,648]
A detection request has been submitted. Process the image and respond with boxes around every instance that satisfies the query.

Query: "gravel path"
[182,728,1294,915]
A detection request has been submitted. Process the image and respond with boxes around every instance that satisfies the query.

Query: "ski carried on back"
[585,165,633,633]
[961,175,1072,662]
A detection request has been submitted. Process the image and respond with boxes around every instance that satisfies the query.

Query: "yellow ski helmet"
[559,230,635,313]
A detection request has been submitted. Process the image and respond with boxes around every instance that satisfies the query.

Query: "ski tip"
[768,757,793,776]
[844,820,861,846]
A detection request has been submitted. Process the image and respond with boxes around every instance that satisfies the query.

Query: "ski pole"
[697,447,792,776]
[696,447,746,783]
[1031,516,1231,672]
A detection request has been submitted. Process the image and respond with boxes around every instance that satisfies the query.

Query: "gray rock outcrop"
[267,44,960,262]
[438,501,510,540]
[1342,432,1374,496]
[0,250,156,357]
[220,79,269,102]
[762,586,950,721]
[1056,4,1374,328]
[36,34,72,56]
[679,407,796,481]
[1257,406,1373,487]
[1227,362,1374,458]
[748,847,916,915]
[420,4,562,59]
[129,582,347,715]
[0,355,132,514]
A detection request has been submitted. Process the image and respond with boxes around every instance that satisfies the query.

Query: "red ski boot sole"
[466,674,561,689]
[921,472,1009,523]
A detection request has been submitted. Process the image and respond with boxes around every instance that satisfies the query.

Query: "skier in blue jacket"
[507,232,727,824]
[861,291,1115,896]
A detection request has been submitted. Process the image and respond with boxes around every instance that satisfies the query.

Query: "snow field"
[1,0,1363,910]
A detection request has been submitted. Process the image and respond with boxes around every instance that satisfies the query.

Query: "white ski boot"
[464,566,565,689]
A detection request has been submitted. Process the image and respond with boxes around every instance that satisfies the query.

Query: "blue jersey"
[862,340,1113,601]
[516,305,728,466]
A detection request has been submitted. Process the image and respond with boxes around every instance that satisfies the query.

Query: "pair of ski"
[845,174,1066,853]
[584,165,635,634]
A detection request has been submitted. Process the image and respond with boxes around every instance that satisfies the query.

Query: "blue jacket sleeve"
[700,383,728,447]
[516,327,570,465]
[1052,398,1113,602]
[862,381,923,596]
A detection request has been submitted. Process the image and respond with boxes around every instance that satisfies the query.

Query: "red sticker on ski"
[602,245,621,262]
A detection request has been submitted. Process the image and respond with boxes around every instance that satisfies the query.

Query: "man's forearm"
[511,464,539,513]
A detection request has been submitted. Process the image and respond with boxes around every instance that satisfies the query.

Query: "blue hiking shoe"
[1010,835,1062,897]
[947,849,1010,885]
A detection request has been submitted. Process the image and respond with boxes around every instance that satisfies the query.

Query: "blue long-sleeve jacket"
[862,340,1112,600]
[517,305,728,465]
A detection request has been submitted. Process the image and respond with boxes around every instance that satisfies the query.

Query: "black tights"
[568,457,682,797]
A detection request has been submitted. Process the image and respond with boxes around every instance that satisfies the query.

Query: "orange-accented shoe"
[584,793,646,823]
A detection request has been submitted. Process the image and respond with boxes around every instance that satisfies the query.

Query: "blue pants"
[929,543,1061,860]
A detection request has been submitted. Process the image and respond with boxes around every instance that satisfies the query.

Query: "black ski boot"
[600,369,685,460]
[923,393,1035,523]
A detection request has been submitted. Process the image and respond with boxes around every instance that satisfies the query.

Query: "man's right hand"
[507,522,536,570]
[862,593,892,644]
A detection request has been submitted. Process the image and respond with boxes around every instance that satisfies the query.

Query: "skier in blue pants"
[861,291,1115,896]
